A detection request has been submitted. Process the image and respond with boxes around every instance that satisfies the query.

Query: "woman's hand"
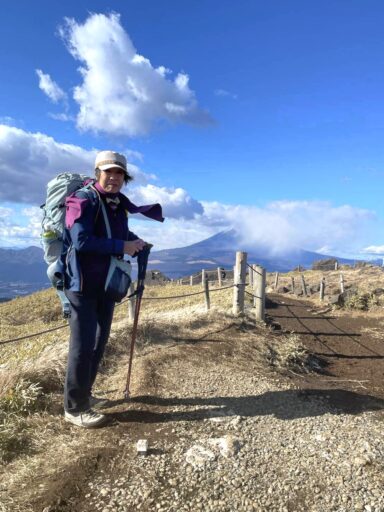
[123,239,146,256]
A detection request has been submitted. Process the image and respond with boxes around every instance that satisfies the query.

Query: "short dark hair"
[95,167,133,184]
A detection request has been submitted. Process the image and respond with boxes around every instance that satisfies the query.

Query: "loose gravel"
[81,357,384,512]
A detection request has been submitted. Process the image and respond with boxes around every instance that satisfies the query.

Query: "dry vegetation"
[266,264,384,312]
[0,279,318,470]
[0,265,382,509]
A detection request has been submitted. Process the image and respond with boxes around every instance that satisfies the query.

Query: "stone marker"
[136,439,149,456]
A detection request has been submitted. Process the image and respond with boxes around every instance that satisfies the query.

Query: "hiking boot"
[64,409,107,428]
[89,395,110,409]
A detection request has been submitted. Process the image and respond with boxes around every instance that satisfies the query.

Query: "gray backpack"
[41,173,92,317]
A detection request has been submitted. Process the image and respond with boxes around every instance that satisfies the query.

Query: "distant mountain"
[147,229,365,278]
[0,232,379,298]
[0,246,49,299]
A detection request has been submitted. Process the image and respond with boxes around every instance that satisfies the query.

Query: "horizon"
[1,230,382,264]
[1,1,384,260]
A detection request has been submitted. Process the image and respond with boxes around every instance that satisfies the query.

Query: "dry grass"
[0,281,236,466]
[265,333,325,374]
[266,265,384,313]
[0,267,370,472]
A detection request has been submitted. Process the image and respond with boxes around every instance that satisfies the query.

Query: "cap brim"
[98,163,128,174]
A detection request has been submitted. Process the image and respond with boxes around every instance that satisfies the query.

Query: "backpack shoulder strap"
[74,183,101,222]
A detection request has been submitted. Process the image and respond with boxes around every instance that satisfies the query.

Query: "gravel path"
[75,328,384,512]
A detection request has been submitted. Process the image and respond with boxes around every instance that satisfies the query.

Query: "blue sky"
[1,0,384,257]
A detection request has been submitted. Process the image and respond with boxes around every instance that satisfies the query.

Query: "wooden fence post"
[291,276,295,294]
[190,275,193,286]
[319,278,325,301]
[202,269,206,288]
[335,261,339,271]
[340,273,345,293]
[127,282,135,321]
[274,272,279,289]
[252,265,257,308]
[204,275,210,310]
[301,273,308,297]
[232,251,247,315]
[254,264,266,322]
[217,267,222,287]
[249,265,254,288]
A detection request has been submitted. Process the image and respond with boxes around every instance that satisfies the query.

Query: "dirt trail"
[266,293,384,399]
[3,296,384,512]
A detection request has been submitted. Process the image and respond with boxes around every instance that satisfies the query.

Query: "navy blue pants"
[64,290,115,413]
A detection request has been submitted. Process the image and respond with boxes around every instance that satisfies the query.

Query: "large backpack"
[41,172,93,317]
[41,172,92,264]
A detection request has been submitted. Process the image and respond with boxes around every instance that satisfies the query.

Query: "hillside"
[0,267,384,511]
[0,246,50,299]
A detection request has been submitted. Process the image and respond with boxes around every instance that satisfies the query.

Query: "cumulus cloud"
[127,199,377,254]
[361,245,384,255]
[0,206,41,246]
[200,200,375,255]
[36,69,67,103]
[0,124,152,203]
[129,216,214,250]
[129,184,204,219]
[0,125,377,255]
[57,13,211,136]
[0,184,379,254]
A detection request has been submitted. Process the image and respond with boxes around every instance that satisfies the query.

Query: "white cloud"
[129,216,215,250]
[0,124,152,203]
[200,200,375,255]
[0,206,41,247]
[129,184,204,219]
[214,89,238,100]
[0,124,378,256]
[361,245,384,255]
[49,112,75,122]
[0,188,379,255]
[36,69,67,103]
[128,199,377,254]
[57,13,211,136]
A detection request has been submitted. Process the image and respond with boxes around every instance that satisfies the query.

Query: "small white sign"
[136,439,148,455]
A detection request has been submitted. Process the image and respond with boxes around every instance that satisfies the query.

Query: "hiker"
[61,150,163,428]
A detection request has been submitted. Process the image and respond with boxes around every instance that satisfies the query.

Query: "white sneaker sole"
[64,413,107,429]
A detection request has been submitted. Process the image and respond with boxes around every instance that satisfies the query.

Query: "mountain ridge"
[0,230,377,297]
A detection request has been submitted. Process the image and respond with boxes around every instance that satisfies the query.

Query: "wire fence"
[0,282,237,346]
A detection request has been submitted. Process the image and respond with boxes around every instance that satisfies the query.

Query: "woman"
[62,150,163,428]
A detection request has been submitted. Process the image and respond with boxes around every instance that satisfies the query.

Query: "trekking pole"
[124,243,152,399]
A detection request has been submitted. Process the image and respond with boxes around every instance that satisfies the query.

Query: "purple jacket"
[61,186,163,294]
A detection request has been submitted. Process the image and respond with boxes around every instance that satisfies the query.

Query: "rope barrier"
[142,289,206,300]
[246,263,263,276]
[209,284,234,292]
[245,290,263,300]
[142,283,235,300]
[0,323,69,345]
[0,284,236,345]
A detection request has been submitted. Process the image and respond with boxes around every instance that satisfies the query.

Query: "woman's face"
[98,167,125,193]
